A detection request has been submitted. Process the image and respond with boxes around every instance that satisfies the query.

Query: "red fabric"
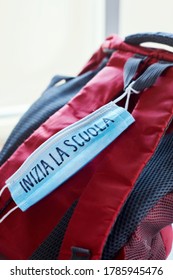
[78,38,108,75]
[1,35,173,259]
[161,225,173,258]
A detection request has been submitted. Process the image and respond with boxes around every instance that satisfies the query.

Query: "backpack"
[0,32,173,260]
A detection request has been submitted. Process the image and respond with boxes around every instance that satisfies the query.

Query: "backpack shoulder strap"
[58,63,173,260]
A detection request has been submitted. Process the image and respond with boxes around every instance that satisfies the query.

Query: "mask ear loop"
[0,205,18,223]
[0,185,18,223]
[124,83,140,110]
[114,81,140,111]
[0,185,8,196]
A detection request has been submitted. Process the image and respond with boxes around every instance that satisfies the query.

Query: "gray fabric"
[123,55,146,88]
[123,57,173,93]
[133,62,173,91]
[125,32,173,48]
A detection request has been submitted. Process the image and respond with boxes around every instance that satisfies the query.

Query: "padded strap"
[125,32,173,48]
[58,63,173,260]
[0,51,130,260]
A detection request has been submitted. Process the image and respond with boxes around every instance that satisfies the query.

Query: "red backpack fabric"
[0,33,173,260]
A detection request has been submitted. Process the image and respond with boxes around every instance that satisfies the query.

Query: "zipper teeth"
[8,102,122,182]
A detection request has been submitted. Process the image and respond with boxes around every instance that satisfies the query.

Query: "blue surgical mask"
[1,102,134,219]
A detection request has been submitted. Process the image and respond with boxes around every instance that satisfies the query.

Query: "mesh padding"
[124,192,173,259]
[30,201,77,260]
[102,132,173,259]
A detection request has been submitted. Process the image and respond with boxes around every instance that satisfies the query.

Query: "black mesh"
[30,201,77,260]
[102,132,173,259]
[124,192,173,259]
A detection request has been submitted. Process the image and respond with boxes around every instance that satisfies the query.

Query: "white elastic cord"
[0,185,8,196]
[113,90,128,104]
[0,184,18,223]
[0,205,18,223]
[125,82,140,110]
[114,81,140,111]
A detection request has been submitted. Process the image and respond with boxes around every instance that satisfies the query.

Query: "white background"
[1,0,173,145]
[0,0,105,146]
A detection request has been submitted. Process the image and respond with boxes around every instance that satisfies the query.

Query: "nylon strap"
[124,60,173,94]
[115,61,173,111]
[132,61,173,91]
[123,55,146,88]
